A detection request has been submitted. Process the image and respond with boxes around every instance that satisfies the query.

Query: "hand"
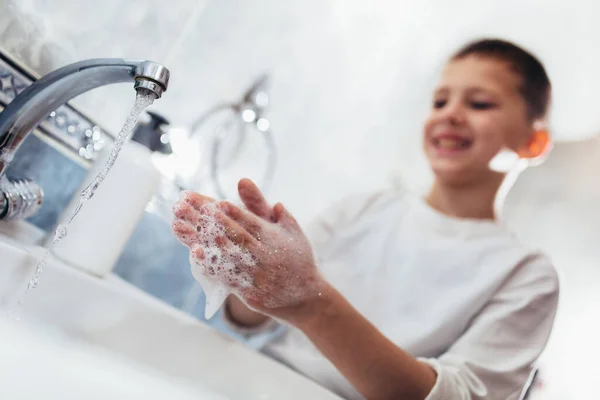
[172,179,329,323]
[173,180,276,324]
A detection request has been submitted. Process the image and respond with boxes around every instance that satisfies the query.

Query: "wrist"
[282,280,341,331]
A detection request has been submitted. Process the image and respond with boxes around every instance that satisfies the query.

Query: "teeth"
[436,138,471,149]
[439,139,461,149]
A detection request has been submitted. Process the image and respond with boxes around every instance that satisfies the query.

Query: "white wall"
[1,0,599,397]
[3,0,600,222]
[503,136,600,399]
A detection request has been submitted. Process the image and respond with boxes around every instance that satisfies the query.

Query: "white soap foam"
[173,202,257,319]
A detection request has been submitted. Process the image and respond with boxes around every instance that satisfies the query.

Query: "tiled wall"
[5,134,88,231]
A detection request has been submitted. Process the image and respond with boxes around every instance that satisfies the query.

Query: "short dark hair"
[451,39,551,120]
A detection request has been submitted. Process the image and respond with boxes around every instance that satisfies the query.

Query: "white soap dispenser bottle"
[50,114,166,277]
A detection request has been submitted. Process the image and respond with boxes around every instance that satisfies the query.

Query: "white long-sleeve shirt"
[223,186,559,399]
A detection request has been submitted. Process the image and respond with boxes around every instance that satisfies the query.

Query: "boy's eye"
[470,101,495,110]
[433,99,446,109]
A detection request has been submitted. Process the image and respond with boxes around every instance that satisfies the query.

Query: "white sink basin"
[0,318,225,400]
[0,233,340,400]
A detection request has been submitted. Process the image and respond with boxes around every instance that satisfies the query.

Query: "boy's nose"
[441,103,466,126]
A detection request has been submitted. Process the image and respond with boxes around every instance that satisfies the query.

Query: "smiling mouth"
[432,137,473,151]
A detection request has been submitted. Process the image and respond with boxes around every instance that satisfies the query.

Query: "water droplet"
[54,224,67,242]
[81,187,94,201]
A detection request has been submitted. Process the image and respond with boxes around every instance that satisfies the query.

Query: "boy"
[173,39,559,399]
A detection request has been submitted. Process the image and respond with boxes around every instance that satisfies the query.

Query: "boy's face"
[423,55,534,185]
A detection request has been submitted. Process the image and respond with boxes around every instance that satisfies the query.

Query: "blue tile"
[5,134,86,232]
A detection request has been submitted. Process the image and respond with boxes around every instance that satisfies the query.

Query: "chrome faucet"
[0,58,170,220]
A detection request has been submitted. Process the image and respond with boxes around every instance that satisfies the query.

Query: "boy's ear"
[517,126,551,159]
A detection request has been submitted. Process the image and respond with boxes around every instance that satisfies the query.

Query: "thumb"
[238,178,273,221]
[273,202,299,230]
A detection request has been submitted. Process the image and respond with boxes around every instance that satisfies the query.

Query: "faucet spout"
[0,58,170,178]
[0,58,170,220]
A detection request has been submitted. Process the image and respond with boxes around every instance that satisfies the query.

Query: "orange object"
[518,130,551,159]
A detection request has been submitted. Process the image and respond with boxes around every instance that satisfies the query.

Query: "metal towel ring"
[186,74,277,200]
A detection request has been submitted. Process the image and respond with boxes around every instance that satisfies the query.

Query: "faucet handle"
[0,178,44,220]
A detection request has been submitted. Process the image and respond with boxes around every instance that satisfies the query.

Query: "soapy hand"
[172,179,328,321]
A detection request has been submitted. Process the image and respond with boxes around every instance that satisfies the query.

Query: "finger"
[175,201,224,246]
[173,200,200,225]
[238,178,273,221]
[218,201,263,240]
[183,191,215,211]
[215,212,255,247]
[190,244,205,261]
[172,220,199,247]
[273,203,299,230]
[190,244,232,280]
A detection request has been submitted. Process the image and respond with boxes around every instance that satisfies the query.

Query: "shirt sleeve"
[420,255,560,400]
[217,302,286,349]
